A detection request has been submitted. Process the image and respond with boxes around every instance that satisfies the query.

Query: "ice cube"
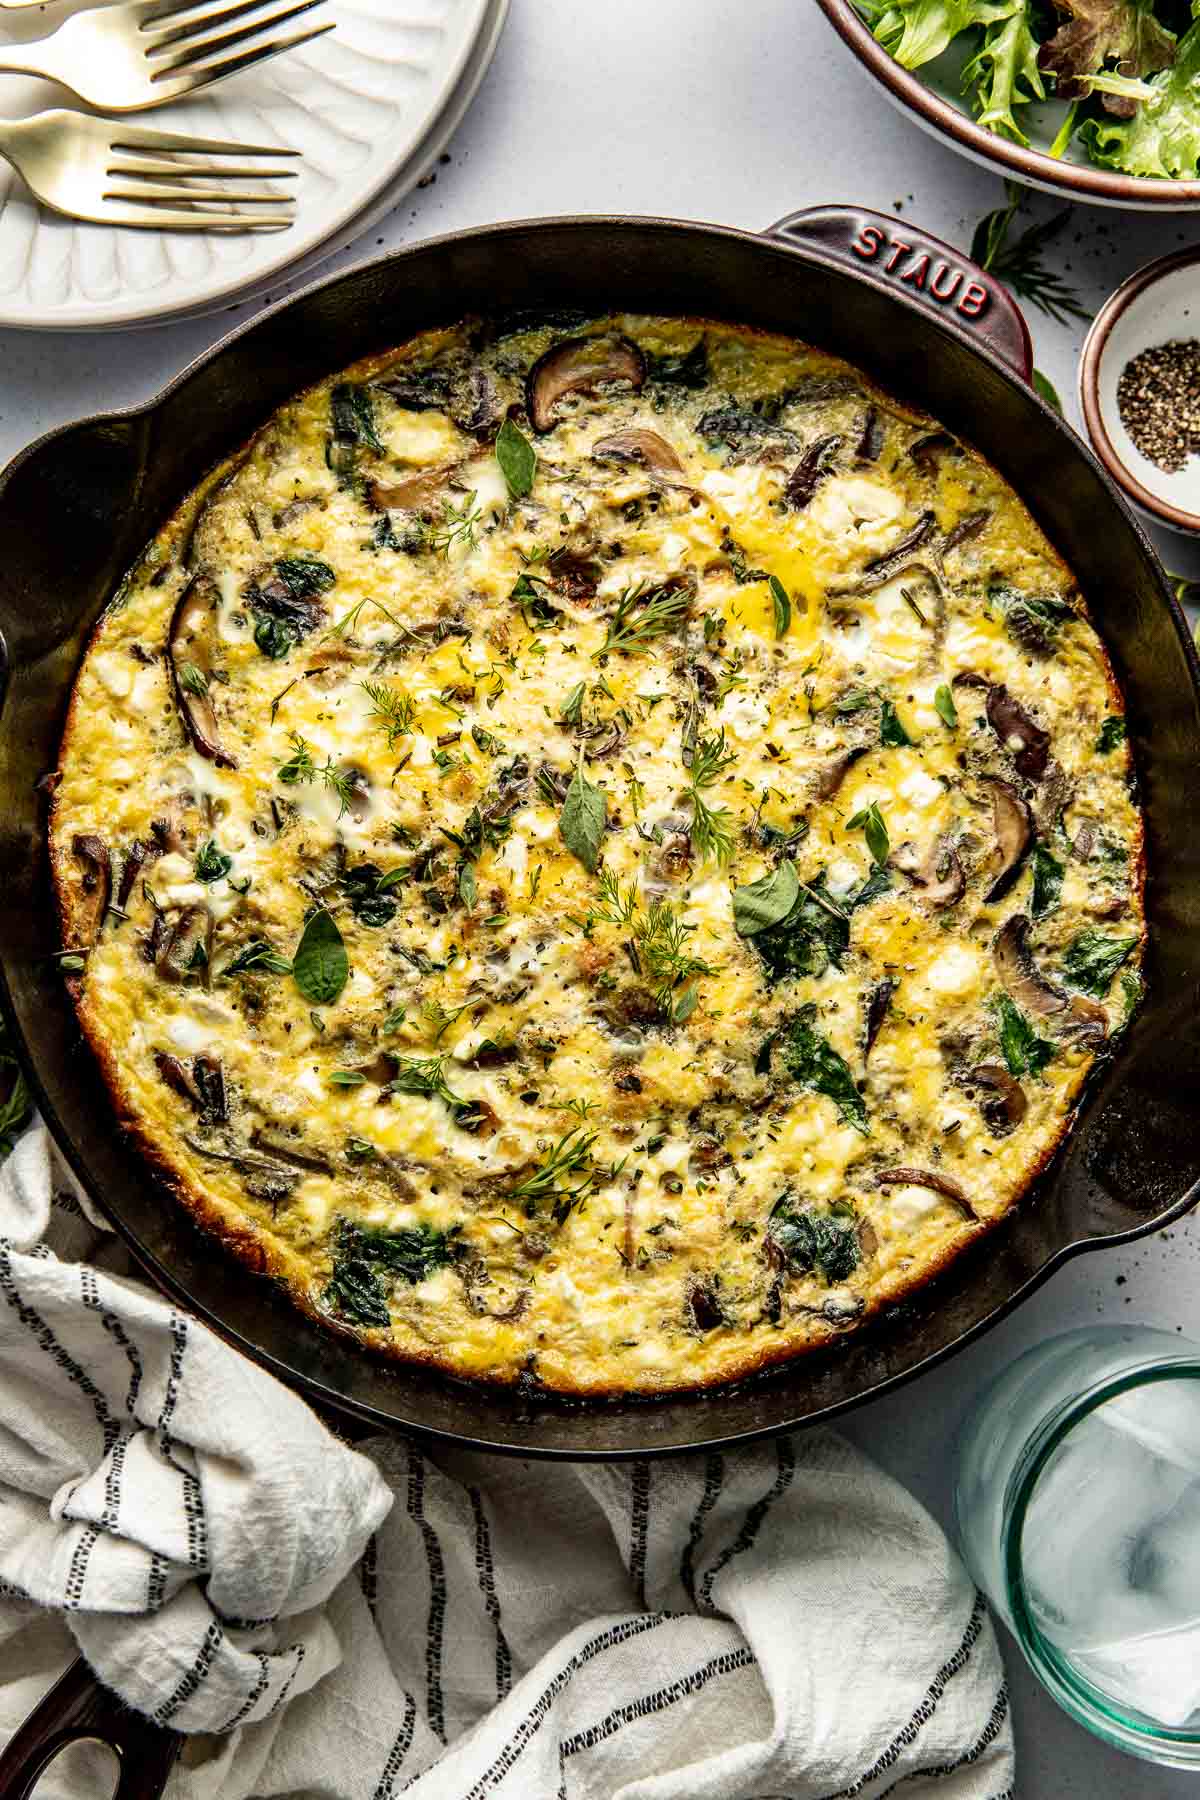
[1069,1620,1200,1728]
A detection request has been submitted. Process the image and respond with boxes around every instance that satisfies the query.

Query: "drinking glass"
[954,1324,1200,1768]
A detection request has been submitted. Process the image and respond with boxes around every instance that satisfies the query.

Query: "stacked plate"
[0,0,508,330]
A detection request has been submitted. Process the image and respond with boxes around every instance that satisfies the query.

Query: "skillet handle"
[0,1655,183,1800]
[764,205,1034,386]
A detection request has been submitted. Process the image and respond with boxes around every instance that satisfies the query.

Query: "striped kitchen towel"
[0,1122,1014,1800]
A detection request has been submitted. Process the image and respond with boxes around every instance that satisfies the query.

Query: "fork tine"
[151,20,334,96]
[110,128,300,157]
[141,0,321,49]
[106,182,295,203]
[109,157,298,179]
[147,0,326,65]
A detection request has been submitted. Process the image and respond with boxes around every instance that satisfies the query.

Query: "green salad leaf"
[1082,20,1200,175]
[964,9,1045,142]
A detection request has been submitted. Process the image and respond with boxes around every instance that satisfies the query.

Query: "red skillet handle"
[765,205,1034,386]
[0,1656,183,1800]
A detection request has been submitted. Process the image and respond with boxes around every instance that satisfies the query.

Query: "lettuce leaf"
[1080,18,1200,173]
[964,9,1047,139]
[858,0,1023,69]
[1039,0,1175,103]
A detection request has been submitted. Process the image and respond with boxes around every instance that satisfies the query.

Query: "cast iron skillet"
[1,208,1198,1473]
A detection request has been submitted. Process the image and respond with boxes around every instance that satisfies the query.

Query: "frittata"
[50,314,1145,1394]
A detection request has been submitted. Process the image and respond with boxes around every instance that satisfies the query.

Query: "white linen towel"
[0,1123,1014,1800]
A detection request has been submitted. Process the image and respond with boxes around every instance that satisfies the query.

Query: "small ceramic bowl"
[1079,249,1200,537]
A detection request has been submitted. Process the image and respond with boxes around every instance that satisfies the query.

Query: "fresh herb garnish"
[331,383,383,453]
[275,556,337,602]
[732,861,800,938]
[559,753,607,872]
[970,182,1088,325]
[597,579,691,656]
[386,1053,463,1109]
[934,683,957,729]
[846,801,889,866]
[430,491,483,558]
[178,661,208,698]
[879,698,913,747]
[1062,929,1138,997]
[768,573,791,638]
[995,993,1054,1079]
[342,862,401,927]
[495,417,537,499]
[220,939,293,978]
[742,871,851,983]
[327,595,404,639]
[506,1127,598,1221]
[361,679,415,746]
[276,733,357,817]
[292,909,349,1006]
[782,1008,868,1135]
[688,729,737,866]
[767,1194,860,1283]
[194,840,232,884]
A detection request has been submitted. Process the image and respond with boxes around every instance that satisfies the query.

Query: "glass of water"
[955,1324,1200,1767]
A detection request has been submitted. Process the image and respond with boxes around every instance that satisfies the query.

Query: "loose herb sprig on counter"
[971,182,1087,326]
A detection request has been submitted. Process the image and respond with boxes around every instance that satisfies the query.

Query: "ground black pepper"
[1116,339,1200,473]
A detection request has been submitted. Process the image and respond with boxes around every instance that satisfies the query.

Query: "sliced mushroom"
[865,510,937,574]
[152,799,187,856]
[183,1134,297,1209]
[155,904,214,986]
[783,433,841,509]
[449,366,501,436]
[944,508,991,551]
[1064,994,1110,1044]
[685,1278,725,1333]
[249,1128,335,1176]
[855,406,884,463]
[899,834,965,909]
[369,462,461,514]
[875,1166,977,1220]
[865,978,896,1056]
[71,835,111,946]
[116,839,154,912]
[526,336,645,433]
[591,427,686,480]
[984,779,1033,904]
[154,1052,204,1109]
[994,915,1066,1016]
[194,1056,228,1124]
[169,576,236,769]
[986,685,1050,782]
[967,1063,1028,1136]
[814,744,868,800]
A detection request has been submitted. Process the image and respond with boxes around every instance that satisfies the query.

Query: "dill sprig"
[595,868,639,929]
[327,595,404,639]
[276,732,357,817]
[386,1053,461,1108]
[636,901,715,1019]
[430,491,483,558]
[598,580,691,656]
[970,182,1087,327]
[506,1127,598,1219]
[687,728,737,866]
[361,679,415,746]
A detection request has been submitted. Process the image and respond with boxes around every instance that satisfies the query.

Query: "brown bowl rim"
[1079,245,1200,534]
[814,0,1200,208]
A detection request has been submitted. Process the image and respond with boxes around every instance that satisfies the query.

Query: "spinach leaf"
[995,993,1054,1078]
[495,417,537,499]
[560,756,607,872]
[782,1008,868,1134]
[991,581,1075,656]
[847,801,890,866]
[276,557,337,602]
[934,684,958,729]
[645,339,708,388]
[331,383,383,453]
[341,863,400,928]
[1031,844,1064,919]
[253,613,296,660]
[325,1218,455,1326]
[767,1194,861,1284]
[732,861,800,938]
[850,864,893,910]
[752,875,850,983]
[292,909,349,1006]
[1097,715,1127,753]
[194,840,232,884]
[768,574,791,638]
[879,698,913,747]
[1062,930,1138,997]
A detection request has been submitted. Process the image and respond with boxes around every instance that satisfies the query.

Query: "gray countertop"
[5,2,1198,1792]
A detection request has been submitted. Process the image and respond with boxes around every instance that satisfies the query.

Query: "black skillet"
[2,203,1200,1796]
[0,208,1197,1464]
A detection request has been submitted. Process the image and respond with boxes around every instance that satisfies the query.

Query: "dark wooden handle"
[765,205,1034,384]
[0,1656,183,1800]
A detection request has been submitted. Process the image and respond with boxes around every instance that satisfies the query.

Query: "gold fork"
[0,110,299,229]
[0,0,333,113]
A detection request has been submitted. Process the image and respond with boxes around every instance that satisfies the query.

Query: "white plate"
[0,0,499,331]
